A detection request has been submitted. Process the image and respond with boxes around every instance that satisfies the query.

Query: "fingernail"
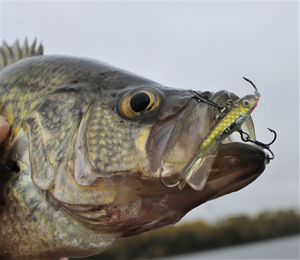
[0,116,7,123]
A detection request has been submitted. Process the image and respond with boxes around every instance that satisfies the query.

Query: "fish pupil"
[130,92,151,112]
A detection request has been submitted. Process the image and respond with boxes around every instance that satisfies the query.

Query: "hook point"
[266,128,277,145]
[243,77,259,93]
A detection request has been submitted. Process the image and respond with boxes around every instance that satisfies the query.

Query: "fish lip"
[208,142,267,182]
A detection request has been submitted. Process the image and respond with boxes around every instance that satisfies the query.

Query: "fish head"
[3,55,267,239]
[46,81,268,237]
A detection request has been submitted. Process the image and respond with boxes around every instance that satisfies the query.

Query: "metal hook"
[243,77,258,92]
[238,128,277,160]
[243,77,261,98]
[188,90,224,110]
[159,161,181,188]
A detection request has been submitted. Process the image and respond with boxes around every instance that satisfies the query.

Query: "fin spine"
[0,38,43,70]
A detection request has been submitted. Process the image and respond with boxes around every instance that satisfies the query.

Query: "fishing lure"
[160,77,276,190]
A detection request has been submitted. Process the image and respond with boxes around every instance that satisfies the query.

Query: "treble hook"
[238,128,277,160]
[188,90,224,110]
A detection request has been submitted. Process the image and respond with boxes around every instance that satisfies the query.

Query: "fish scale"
[0,172,118,257]
[85,98,149,174]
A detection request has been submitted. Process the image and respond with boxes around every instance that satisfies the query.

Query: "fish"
[0,39,274,259]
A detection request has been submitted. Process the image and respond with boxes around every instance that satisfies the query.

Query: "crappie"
[0,39,271,259]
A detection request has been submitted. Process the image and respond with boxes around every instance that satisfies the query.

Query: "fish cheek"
[134,127,151,159]
[83,96,151,175]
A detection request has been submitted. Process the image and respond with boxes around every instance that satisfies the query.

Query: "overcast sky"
[0,1,299,223]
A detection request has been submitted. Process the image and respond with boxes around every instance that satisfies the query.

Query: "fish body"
[0,40,269,259]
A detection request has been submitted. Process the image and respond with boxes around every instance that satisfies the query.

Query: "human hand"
[0,116,9,144]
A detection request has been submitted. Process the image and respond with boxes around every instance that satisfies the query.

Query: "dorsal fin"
[0,38,43,70]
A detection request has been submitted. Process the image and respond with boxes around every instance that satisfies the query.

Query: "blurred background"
[1,1,299,259]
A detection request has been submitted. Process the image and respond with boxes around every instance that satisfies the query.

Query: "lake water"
[152,235,300,260]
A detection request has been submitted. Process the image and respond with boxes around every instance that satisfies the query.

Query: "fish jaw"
[122,142,267,237]
[63,142,267,238]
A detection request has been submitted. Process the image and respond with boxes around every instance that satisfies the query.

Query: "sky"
[0,1,299,224]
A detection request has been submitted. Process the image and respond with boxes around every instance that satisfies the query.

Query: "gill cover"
[25,84,116,205]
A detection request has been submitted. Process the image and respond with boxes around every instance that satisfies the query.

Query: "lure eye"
[119,87,162,119]
[242,99,250,108]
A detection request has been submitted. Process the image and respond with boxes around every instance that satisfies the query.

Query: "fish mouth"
[149,90,260,191]
[158,140,268,192]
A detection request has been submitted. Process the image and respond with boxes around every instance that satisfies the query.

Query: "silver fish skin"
[0,40,268,259]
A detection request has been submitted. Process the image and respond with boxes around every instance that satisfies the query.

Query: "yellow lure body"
[199,102,251,151]
[179,92,259,191]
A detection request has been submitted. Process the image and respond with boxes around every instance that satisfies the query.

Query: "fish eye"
[119,87,162,119]
[130,92,151,112]
[242,99,250,107]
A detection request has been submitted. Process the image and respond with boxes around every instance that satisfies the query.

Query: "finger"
[0,116,10,144]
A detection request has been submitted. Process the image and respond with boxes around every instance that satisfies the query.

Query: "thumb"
[0,116,10,144]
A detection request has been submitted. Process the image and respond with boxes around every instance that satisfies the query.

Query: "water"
[152,235,300,260]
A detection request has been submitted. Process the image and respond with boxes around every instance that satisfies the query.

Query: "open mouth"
[158,101,259,191]
[158,79,276,191]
